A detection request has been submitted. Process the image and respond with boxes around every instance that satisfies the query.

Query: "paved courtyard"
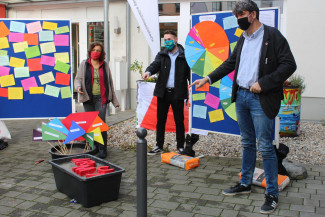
[0,112,324,217]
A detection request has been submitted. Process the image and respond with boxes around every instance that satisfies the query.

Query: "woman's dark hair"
[88,42,106,61]
[232,0,259,20]
[163,30,177,37]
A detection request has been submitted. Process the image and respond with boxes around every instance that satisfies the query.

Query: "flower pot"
[278,86,301,137]
[49,142,98,160]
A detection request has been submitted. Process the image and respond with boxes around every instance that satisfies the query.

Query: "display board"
[0,19,73,119]
[189,9,279,135]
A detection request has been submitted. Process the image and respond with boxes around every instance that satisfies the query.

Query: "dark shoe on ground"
[147,146,163,155]
[98,149,107,159]
[0,140,8,150]
[177,147,184,154]
[260,194,278,214]
[222,183,251,196]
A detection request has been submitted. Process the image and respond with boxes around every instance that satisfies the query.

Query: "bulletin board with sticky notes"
[0,19,73,119]
[189,9,279,135]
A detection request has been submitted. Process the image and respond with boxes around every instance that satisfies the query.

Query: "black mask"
[237,15,252,31]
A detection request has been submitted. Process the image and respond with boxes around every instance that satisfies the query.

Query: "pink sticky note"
[54,35,69,46]
[204,93,220,110]
[0,66,10,76]
[21,77,38,91]
[8,32,24,42]
[228,70,235,81]
[41,55,55,66]
[26,21,42,34]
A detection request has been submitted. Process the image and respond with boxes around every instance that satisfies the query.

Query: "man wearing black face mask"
[142,30,191,155]
[191,0,296,214]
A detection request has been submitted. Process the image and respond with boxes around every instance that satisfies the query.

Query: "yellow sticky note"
[43,21,58,30]
[54,52,70,63]
[39,71,55,85]
[9,57,25,68]
[40,42,56,54]
[8,87,23,100]
[209,109,225,123]
[0,74,15,87]
[30,86,44,94]
[234,28,244,37]
[13,41,28,53]
[0,37,9,49]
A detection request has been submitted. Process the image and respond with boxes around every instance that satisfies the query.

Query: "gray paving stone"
[96,207,123,216]
[195,187,221,195]
[278,209,300,217]
[304,198,320,206]
[7,208,32,217]
[179,192,202,199]
[18,201,37,210]
[220,209,239,217]
[299,212,324,217]
[299,187,317,194]
[119,210,137,217]
[317,189,325,195]
[316,207,325,215]
[3,190,22,197]
[223,197,252,205]
[278,196,304,205]
[0,205,15,215]
[18,192,39,201]
[290,204,315,212]
[0,197,25,207]
[287,191,311,199]
[171,184,197,192]
[64,209,88,217]
[176,203,195,212]
[168,210,194,217]
[206,201,235,210]
[234,204,254,212]
[200,194,223,202]
[192,205,222,216]
[150,200,180,210]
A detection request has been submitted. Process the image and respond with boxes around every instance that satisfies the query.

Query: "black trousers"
[156,89,185,149]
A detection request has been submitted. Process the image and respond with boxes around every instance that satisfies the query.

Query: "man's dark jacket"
[145,44,191,100]
[208,25,297,119]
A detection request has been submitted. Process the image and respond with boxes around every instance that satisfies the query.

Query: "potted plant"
[278,74,306,137]
[130,59,156,83]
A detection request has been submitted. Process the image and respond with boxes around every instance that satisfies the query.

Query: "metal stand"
[136,128,147,217]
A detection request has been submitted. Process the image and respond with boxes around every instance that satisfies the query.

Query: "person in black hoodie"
[142,30,190,155]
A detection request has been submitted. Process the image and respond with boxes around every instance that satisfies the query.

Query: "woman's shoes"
[98,149,107,159]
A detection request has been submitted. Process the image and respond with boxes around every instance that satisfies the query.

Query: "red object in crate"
[72,158,115,178]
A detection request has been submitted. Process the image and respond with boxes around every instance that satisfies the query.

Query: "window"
[87,22,104,47]
[159,3,180,16]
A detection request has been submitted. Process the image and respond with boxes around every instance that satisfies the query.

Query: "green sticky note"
[193,93,206,101]
[14,67,30,78]
[42,124,67,140]
[0,50,8,56]
[61,86,72,99]
[44,84,60,98]
[55,26,70,34]
[230,41,237,53]
[54,60,70,74]
[211,80,220,88]
[25,45,41,59]
[82,132,94,149]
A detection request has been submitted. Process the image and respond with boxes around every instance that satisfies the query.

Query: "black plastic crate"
[49,154,125,208]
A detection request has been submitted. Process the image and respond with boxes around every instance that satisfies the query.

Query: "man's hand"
[77,87,84,94]
[189,77,209,89]
[250,82,262,93]
[142,72,150,80]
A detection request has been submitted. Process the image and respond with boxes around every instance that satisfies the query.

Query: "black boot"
[0,139,8,150]
[98,131,107,159]
[181,134,199,157]
[275,143,289,176]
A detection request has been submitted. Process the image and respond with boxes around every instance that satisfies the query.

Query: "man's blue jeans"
[236,88,279,196]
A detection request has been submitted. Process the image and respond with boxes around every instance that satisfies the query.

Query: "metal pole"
[104,0,110,116]
[126,2,131,110]
[136,128,147,217]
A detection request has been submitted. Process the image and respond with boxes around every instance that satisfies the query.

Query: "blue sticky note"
[0,55,9,66]
[47,118,69,135]
[39,31,54,42]
[193,104,207,119]
[223,15,239,30]
[10,21,26,33]
[64,121,85,144]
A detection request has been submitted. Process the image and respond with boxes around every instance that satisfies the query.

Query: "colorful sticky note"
[29,86,44,94]
[0,88,8,97]
[13,41,28,53]
[0,21,10,38]
[209,109,225,123]
[54,60,70,74]
[211,80,220,88]
[44,84,60,98]
[230,42,237,53]
[43,21,58,30]
[55,72,71,85]
[234,28,244,37]
[0,50,8,56]
[54,52,69,63]
[21,77,38,91]
[0,37,9,49]
[27,58,42,71]
[26,21,42,34]
[41,55,55,66]
[24,45,41,59]
[39,31,54,42]
[192,93,206,101]
[9,57,25,68]
[24,33,39,45]
[196,82,210,92]
[39,71,55,85]
[10,21,25,33]
[8,87,23,100]
[54,35,69,46]
[193,104,207,119]
[0,66,10,76]
[8,32,24,42]
[61,86,72,99]
[204,93,220,110]
[0,55,9,66]
[40,42,56,54]
[223,15,238,30]
[14,67,30,78]
[55,26,70,34]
